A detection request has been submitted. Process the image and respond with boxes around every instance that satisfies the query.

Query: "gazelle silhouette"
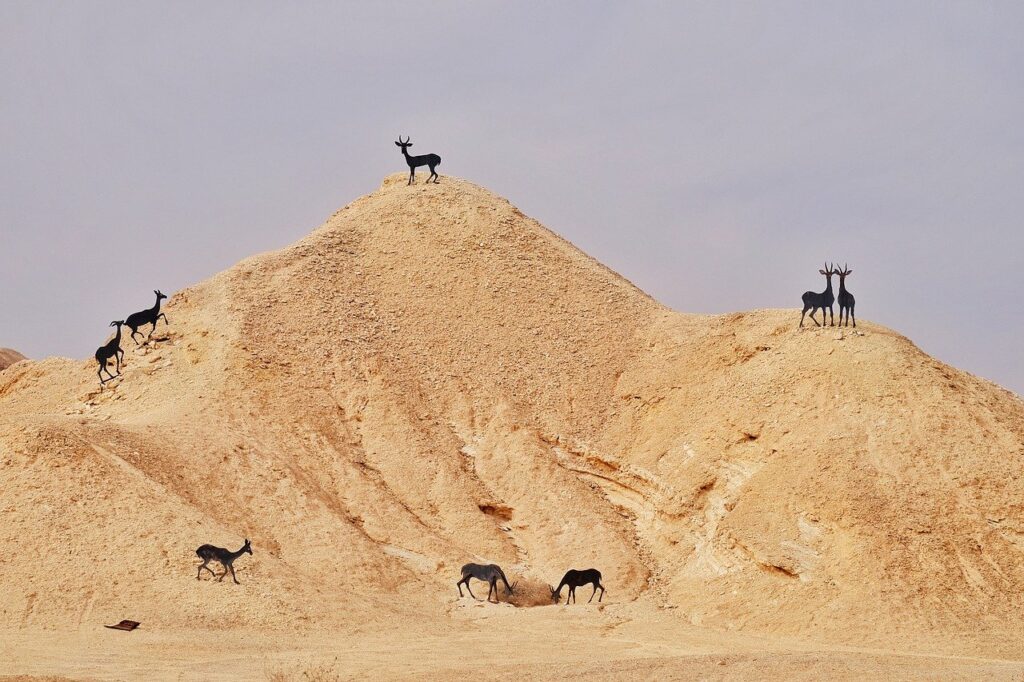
[394,136,441,185]
[799,263,836,328]
[95,321,125,384]
[550,568,605,604]
[456,563,516,603]
[125,290,169,345]
[195,539,252,585]
[836,263,856,328]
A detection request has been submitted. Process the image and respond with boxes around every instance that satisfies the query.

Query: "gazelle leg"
[589,585,597,603]
[599,585,605,602]
[800,308,807,327]
[229,564,240,585]
[409,169,415,185]
[465,581,477,600]
[851,308,856,328]
[810,309,821,327]
[457,579,463,597]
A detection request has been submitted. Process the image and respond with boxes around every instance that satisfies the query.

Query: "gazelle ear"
[819,269,827,275]
[847,270,852,275]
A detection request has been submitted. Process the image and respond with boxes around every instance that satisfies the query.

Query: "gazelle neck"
[112,325,122,342]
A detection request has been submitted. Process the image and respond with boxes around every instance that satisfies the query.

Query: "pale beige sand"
[2,175,1023,680]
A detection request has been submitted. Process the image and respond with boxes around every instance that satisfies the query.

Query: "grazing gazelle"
[456,563,516,603]
[551,568,605,604]
[394,135,441,185]
[195,539,252,585]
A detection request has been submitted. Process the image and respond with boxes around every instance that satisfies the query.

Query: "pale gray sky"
[2,2,1022,394]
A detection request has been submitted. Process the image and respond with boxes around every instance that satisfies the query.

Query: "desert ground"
[2,174,1023,680]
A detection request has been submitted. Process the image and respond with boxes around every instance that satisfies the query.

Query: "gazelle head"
[110,320,124,328]
[549,585,560,603]
[835,263,852,281]
[508,581,517,596]
[243,538,252,555]
[154,289,167,301]
[819,262,834,278]
[394,135,412,151]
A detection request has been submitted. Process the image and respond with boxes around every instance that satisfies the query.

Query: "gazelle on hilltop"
[836,263,856,328]
[799,263,836,328]
[394,136,441,185]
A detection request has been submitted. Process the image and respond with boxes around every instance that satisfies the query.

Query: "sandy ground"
[5,604,1024,681]
[3,174,1024,680]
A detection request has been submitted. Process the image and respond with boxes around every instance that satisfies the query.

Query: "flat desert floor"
[4,603,1024,681]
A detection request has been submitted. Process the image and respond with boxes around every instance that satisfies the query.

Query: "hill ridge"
[1,174,1023,662]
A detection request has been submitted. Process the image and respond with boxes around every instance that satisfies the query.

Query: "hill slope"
[1,174,1023,660]
[0,348,26,371]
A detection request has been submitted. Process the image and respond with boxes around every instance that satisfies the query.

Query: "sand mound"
[0,348,26,371]
[1,174,1023,659]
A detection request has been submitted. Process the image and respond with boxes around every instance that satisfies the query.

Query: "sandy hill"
[2,174,1024,670]
[0,348,26,371]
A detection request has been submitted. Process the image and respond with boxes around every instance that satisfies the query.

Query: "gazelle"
[456,563,516,603]
[799,263,836,327]
[394,136,441,185]
[836,263,856,327]
[125,290,169,345]
[94,321,125,384]
[195,539,252,585]
[550,568,605,604]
